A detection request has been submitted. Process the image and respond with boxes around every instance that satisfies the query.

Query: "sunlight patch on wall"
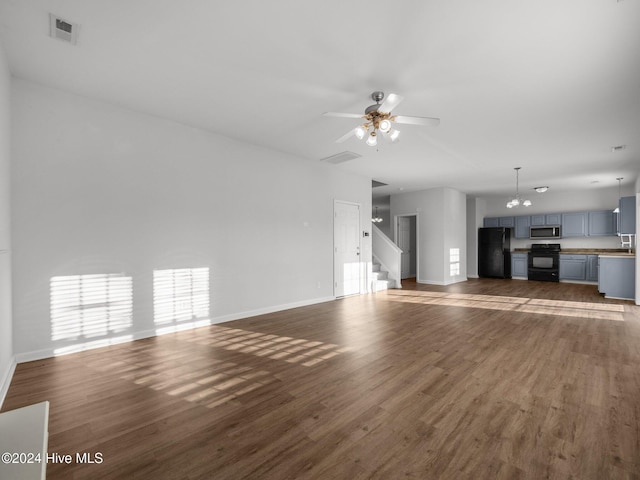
[50,273,133,343]
[153,267,210,334]
[449,248,460,276]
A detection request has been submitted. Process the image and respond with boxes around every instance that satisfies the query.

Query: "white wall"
[466,197,486,278]
[11,79,371,361]
[391,187,467,285]
[635,176,640,305]
[0,41,13,404]
[372,196,392,238]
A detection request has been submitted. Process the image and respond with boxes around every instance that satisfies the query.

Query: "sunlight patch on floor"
[185,326,353,367]
[384,290,625,321]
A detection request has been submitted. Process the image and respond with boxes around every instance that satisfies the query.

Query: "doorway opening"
[396,214,417,280]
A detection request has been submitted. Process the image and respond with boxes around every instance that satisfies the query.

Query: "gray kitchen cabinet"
[546,213,562,225]
[530,215,544,226]
[586,255,599,282]
[559,254,587,280]
[561,212,588,237]
[514,216,531,239]
[511,253,528,277]
[482,216,514,228]
[618,196,636,234]
[598,256,635,300]
[588,210,615,236]
[483,217,499,228]
[498,216,515,228]
[531,214,561,226]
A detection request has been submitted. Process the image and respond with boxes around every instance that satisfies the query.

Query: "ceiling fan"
[323,91,440,147]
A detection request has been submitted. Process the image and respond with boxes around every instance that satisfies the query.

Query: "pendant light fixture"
[613,177,623,213]
[506,167,531,209]
[371,207,383,223]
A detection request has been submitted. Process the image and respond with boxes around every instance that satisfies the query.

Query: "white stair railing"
[372,224,403,289]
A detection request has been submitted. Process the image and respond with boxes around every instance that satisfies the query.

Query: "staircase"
[372,224,402,291]
[372,262,390,292]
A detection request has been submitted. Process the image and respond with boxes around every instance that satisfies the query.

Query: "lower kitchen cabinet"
[511,253,528,278]
[586,255,599,282]
[559,254,599,282]
[598,256,636,300]
[559,254,587,281]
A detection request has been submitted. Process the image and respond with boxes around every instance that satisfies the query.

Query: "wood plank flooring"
[3,279,640,479]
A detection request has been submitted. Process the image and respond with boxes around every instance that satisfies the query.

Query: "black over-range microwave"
[530,225,561,239]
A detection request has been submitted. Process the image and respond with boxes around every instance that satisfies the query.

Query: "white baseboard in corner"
[13,295,337,364]
[0,357,17,408]
[208,296,336,325]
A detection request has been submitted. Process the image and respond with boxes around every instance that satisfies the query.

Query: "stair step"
[373,279,389,292]
[372,270,388,281]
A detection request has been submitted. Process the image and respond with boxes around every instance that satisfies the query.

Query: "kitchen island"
[598,254,636,300]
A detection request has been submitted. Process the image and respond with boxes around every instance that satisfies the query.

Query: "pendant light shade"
[613,177,623,213]
[506,167,531,209]
[371,207,383,223]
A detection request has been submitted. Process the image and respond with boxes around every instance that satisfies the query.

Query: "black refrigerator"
[478,227,512,278]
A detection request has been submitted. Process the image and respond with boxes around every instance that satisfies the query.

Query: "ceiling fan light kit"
[366,132,377,147]
[323,91,440,147]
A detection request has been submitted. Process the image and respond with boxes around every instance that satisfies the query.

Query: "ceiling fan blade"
[393,115,440,127]
[378,93,404,113]
[323,112,365,119]
[335,129,356,143]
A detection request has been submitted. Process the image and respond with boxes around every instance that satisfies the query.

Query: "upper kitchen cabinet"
[484,216,514,228]
[498,216,515,228]
[530,214,561,226]
[514,215,531,239]
[618,196,636,234]
[588,210,616,236]
[561,212,588,237]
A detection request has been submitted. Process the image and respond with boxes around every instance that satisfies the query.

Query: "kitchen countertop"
[514,248,635,257]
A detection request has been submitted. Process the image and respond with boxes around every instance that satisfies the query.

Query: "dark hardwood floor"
[3,279,640,479]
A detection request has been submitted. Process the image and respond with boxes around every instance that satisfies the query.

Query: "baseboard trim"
[14,295,337,364]
[417,278,468,286]
[0,357,17,408]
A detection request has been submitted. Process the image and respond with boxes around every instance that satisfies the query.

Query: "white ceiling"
[0,0,638,198]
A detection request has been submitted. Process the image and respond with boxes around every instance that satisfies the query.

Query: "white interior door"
[398,216,411,279]
[334,201,361,297]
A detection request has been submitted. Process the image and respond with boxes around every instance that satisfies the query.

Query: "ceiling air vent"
[49,14,79,45]
[320,151,361,165]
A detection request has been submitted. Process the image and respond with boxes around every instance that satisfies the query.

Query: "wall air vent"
[319,151,361,165]
[49,14,79,45]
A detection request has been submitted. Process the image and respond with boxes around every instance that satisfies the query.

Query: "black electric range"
[528,243,561,282]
